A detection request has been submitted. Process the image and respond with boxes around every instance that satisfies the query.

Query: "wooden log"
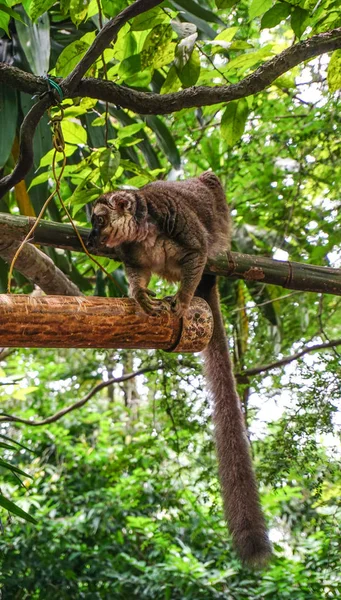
[0,295,213,353]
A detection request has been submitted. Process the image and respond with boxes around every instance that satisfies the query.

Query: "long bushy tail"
[196,274,272,567]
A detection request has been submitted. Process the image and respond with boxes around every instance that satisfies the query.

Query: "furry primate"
[88,172,272,566]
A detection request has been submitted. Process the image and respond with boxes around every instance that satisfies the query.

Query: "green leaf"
[0,86,17,168]
[70,0,90,24]
[161,65,182,94]
[221,98,248,147]
[15,10,50,76]
[117,124,146,139]
[99,148,121,183]
[178,48,200,88]
[55,31,96,78]
[261,2,292,28]
[132,7,169,30]
[223,45,273,73]
[327,49,341,92]
[141,24,175,69]
[249,0,273,20]
[214,26,238,43]
[0,4,26,24]
[0,434,34,452]
[61,120,87,146]
[0,8,10,34]
[118,54,142,79]
[101,0,127,18]
[0,494,37,524]
[23,0,55,21]
[0,457,33,478]
[144,116,181,169]
[216,0,238,7]
[174,0,224,25]
[291,6,309,38]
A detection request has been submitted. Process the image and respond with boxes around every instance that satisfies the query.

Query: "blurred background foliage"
[0,0,341,597]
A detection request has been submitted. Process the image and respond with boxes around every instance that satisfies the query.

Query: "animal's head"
[88,190,147,249]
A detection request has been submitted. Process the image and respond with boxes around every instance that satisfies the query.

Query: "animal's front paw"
[134,288,166,316]
[166,294,190,319]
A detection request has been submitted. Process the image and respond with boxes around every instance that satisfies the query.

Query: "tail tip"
[236,531,272,569]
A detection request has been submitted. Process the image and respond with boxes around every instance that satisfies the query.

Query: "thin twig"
[0,365,161,426]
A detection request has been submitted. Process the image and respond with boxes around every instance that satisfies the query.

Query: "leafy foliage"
[0,0,341,596]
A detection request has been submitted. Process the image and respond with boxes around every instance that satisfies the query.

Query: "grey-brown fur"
[88,172,272,566]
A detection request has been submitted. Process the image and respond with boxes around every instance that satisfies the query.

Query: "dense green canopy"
[0,0,340,597]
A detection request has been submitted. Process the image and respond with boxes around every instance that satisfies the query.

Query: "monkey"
[88,172,272,567]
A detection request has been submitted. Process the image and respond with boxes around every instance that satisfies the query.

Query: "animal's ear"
[115,196,132,211]
[134,192,147,223]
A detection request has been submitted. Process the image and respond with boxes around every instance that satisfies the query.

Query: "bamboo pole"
[0,295,213,352]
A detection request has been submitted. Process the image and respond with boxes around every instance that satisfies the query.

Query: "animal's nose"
[87,228,98,251]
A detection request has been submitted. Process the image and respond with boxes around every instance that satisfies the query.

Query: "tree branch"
[0,95,52,198]
[0,365,160,426]
[1,212,340,296]
[62,0,165,94]
[1,27,341,197]
[0,239,82,296]
[237,338,341,379]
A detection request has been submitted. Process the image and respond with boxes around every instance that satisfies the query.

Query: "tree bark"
[0,213,340,297]
[0,295,213,352]
[0,238,82,296]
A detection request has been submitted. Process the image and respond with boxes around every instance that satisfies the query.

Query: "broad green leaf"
[118,54,141,79]
[117,124,146,139]
[55,31,96,78]
[214,26,238,43]
[291,6,309,37]
[0,86,17,167]
[223,45,273,73]
[70,0,90,24]
[261,2,292,28]
[102,0,127,18]
[28,171,51,189]
[249,0,273,20]
[132,7,169,30]
[174,0,224,25]
[178,49,200,88]
[69,187,99,217]
[39,144,77,167]
[141,24,174,69]
[99,148,121,183]
[327,50,341,92]
[216,0,238,7]
[112,24,137,62]
[15,10,50,76]
[161,65,182,94]
[23,0,55,21]
[0,4,26,24]
[0,8,10,34]
[0,495,37,524]
[221,99,248,147]
[109,107,161,170]
[62,120,87,146]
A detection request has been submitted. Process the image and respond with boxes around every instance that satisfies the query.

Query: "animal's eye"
[97,216,105,226]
